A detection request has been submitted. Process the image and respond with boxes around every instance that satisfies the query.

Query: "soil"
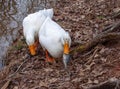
[0,0,120,89]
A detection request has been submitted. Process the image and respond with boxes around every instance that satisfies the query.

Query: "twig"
[8,59,29,78]
[0,54,30,88]
[85,47,99,65]
[1,79,11,89]
[81,48,95,57]
[0,54,30,85]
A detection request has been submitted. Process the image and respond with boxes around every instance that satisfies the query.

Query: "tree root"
[87,78,120,89]
[71,21,120,54]
[111,11,120,19]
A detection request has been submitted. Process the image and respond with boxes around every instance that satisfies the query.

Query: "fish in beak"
[63,41,70,68]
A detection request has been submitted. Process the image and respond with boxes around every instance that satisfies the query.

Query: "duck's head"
[61,31,71,68]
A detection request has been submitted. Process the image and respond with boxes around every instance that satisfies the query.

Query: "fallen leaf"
[39,81,48,87]
[13,86,19,89]
[48,78,58,83]
[1,79,11,89]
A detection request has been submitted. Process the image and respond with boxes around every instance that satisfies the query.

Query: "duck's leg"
[45,50,55,63]
[34,40,39,50]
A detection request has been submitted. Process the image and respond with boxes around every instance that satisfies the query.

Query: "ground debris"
[87,78,120,89]
[0,0,120,89]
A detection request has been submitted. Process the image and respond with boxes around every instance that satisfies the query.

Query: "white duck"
[23,8,53,55]
[39,17,71,67]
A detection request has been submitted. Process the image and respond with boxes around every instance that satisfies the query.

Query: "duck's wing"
[39,17,65,36]
[40,34,63,58]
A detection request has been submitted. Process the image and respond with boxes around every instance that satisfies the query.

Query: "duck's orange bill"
[29,44,36,56]
[64,42,69,54]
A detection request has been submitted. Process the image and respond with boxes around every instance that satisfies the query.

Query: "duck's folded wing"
[40,17,65,35]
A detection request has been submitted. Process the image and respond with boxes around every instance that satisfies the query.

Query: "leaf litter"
[0,0,120,89]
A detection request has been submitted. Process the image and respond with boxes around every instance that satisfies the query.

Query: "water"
[0,0,56,70]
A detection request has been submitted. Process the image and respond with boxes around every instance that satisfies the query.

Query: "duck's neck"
[41,15,47,25]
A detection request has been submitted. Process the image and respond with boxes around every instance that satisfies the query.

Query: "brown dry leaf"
[44,68,54,72]
[94,54,100,59]
[1,0,120,89]
[1,79,11,89]
[72,78,81,82]
[79,69,85,76]
[113,7,120,13]
[99,47,106,54]
[93,79,99,84]
[39,81,48,87]
[13,86,19,89]
[87,78,93,84]
[48,78,58,83]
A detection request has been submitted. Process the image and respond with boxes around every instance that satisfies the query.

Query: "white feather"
[23,8,54,45]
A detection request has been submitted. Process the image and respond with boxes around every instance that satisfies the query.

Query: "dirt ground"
[0,0,120,89]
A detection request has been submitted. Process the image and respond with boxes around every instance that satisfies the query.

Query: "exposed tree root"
[87,78,120,89]
[71,21,120,54]
[111,11,120,19]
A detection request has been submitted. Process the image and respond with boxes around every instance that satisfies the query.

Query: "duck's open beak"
[29,44,36,56]
[63,41,70,68]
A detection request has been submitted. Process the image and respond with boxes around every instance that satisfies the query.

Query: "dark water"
[0,0,56,69]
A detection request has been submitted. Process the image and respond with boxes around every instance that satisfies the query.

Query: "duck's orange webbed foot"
[45,50,55,63]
